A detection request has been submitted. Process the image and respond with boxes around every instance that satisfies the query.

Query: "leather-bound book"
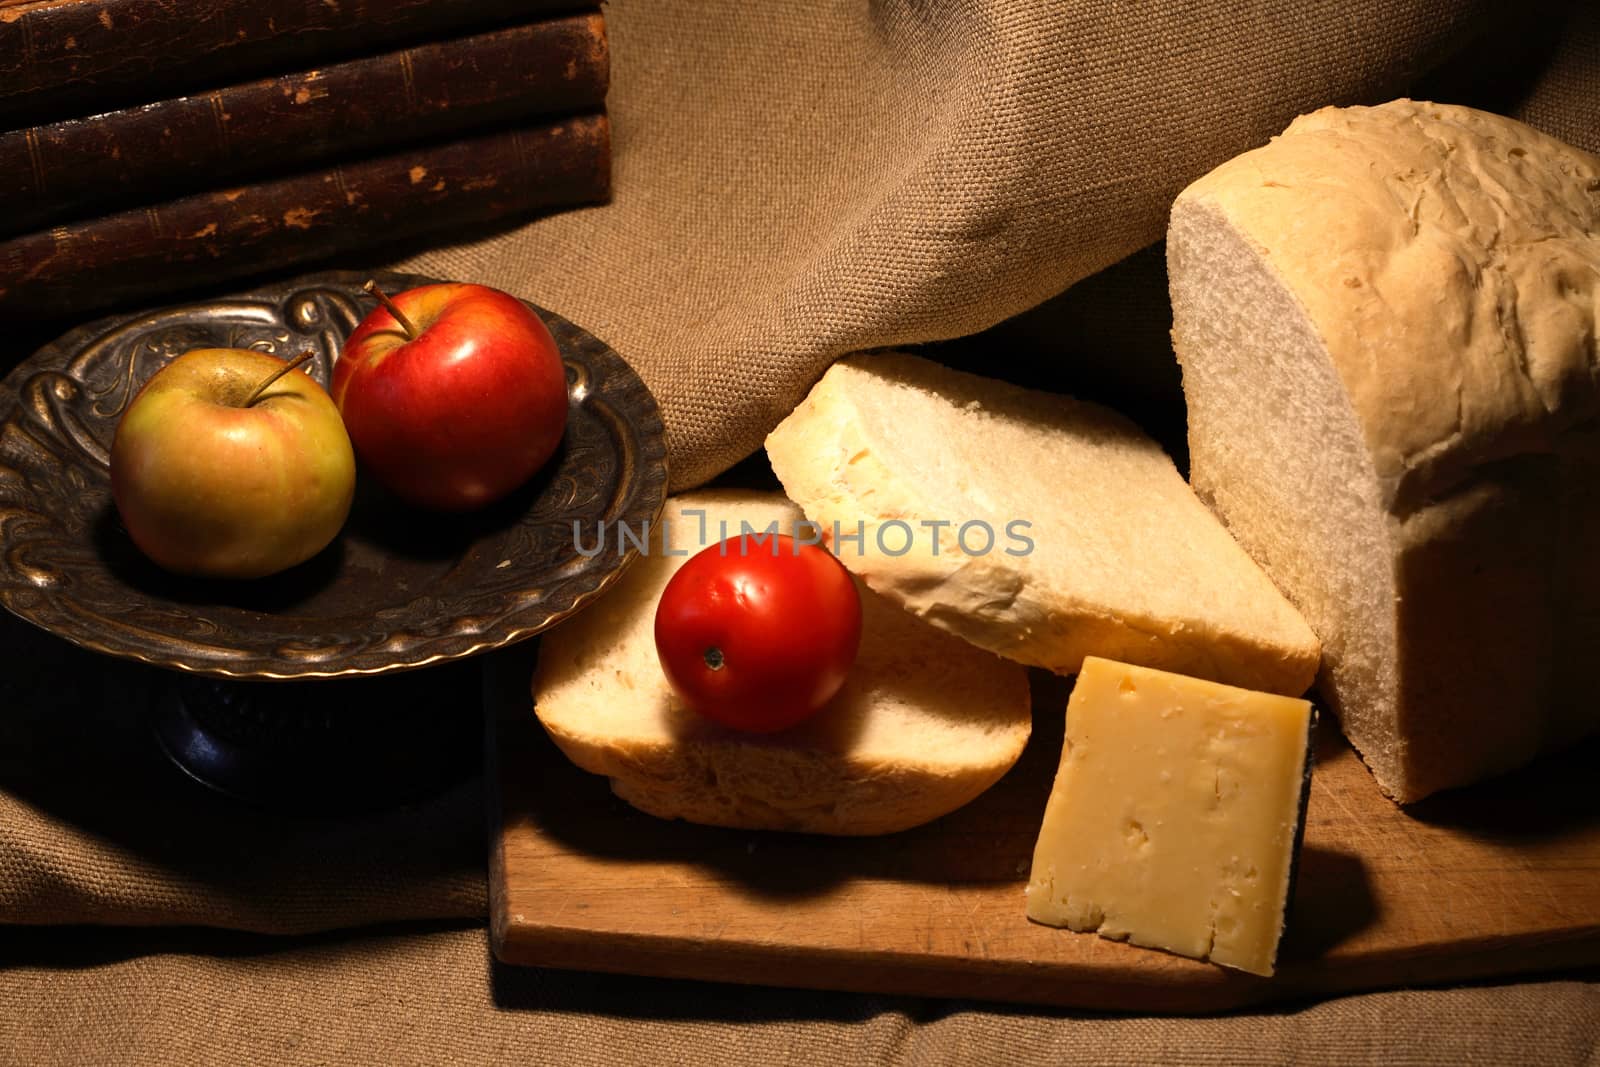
[0,114,611,319]
[0,0,595,127]
[0,14,610,236]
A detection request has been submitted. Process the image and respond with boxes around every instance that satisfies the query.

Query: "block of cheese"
[764,352,1320,696]
[1169,99,1600,802]
[1025,657,1313,976]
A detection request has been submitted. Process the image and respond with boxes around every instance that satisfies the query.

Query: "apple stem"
[245,350,316,407]
[363,279,419,341]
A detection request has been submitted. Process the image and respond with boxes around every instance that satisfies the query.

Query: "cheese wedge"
[1025,657,1313,976]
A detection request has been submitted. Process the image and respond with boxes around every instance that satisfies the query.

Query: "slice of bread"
[764,352,1320,696]
[533,490,1033,835]
[1168,99,1600,802]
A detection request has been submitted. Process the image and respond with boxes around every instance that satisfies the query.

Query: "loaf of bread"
[1168,99,1600,802]
[533,490,1033,835]
[764,352,1321,696]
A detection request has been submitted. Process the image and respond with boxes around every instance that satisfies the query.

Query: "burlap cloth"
[4,1,1598,1062]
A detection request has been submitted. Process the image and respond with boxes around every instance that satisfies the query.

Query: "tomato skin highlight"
[654,534,863,733]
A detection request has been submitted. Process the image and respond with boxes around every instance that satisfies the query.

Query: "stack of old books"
[0,0,610,319]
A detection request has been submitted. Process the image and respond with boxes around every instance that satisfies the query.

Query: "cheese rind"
[1025,657,1312,976]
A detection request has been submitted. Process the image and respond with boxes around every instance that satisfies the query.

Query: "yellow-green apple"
[331,281,568,511]
[110,348,357,579]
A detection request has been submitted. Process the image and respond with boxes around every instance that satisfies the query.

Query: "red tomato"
[654,533,863,733]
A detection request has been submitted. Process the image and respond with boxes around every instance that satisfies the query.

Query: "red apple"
[110,348,357,579]
[331,282,569,511]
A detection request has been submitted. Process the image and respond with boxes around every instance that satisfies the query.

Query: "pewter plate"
[0,270,667,679]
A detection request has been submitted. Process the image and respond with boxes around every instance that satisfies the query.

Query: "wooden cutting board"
[487,642,1600,1012]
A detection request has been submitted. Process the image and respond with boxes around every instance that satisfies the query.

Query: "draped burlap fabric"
[4,925,1599,1066]
[3,0,1598,1061]
[404,0,1593,491]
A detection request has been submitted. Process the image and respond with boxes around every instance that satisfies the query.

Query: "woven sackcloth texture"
[3,0,1598,1062]
[2,926,1598,1066]
[400,0,1566,490]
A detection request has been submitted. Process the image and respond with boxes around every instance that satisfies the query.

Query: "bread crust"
[1182,99,1600,514]
[540,718,1018,836]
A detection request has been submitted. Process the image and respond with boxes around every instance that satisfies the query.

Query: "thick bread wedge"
[534,490,1032,835]
[1169,99,1600,802]
[764,352,1320,696]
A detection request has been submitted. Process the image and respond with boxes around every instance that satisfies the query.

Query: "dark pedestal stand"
[148,658,486,812]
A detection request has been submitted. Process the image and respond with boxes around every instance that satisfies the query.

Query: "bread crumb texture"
[766,353,1320,696]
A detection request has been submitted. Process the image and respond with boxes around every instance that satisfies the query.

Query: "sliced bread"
[1168,99,1600,802]
[533,490,1033,835]
[764,352,1320,696]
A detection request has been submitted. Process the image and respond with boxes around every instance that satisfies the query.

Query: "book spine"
[0,14,610,236]
[0,114,610,319]
[0,0,596,128]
